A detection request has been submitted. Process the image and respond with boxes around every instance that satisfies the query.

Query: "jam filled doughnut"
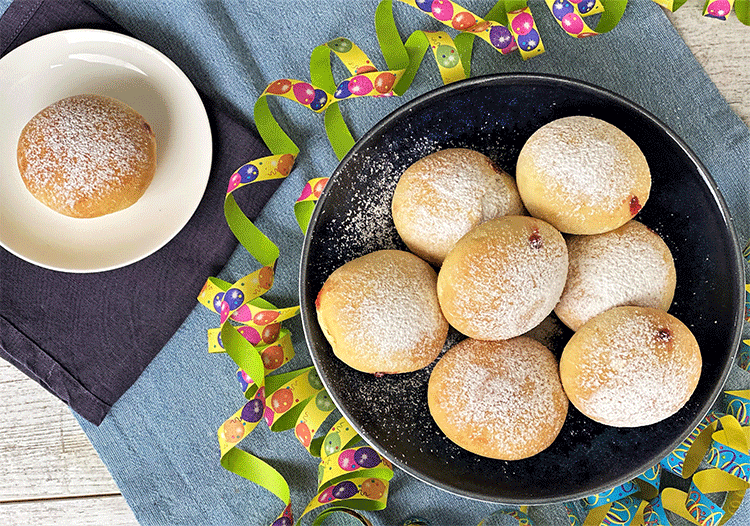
[316,249,448,374]
[17,94,156,218]
[555,220,677,331]
[391,148,524,265]
[428,337,568,460]
[437,215,568,340]
[516,116,650,235]
[559,306,701,427]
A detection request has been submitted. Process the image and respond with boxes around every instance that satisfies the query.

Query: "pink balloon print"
[264,406,275,426]
[230,304,253,322]
[219,301,231,324]
[562,12,583,34]
[706,0,731,18]
[512,13,534,36]
[348,75,373,96]
[338,449,358,471]
[298,183,313,201]
[227,172,242,193]
[318,486,335,504]
[292,82,316,105]
[432,0,454,21]
[237,325,261,345]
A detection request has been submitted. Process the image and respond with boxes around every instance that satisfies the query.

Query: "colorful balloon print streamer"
[198,1,750,524]
[559,394,750,526]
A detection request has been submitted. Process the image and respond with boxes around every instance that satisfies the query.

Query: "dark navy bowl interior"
[299,74,744,504]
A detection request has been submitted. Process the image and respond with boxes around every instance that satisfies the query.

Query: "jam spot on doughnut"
[655,328,672,343]
[528,228,543,249]
[487,158,503,174]
[315,287,325,310]
[629,195,642,216]
[142,121,153,135]
[373,372,386,378]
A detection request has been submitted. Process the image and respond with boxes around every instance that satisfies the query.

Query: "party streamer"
[545,0,626,38]
[200,1,750,524]
[658,0,750,23]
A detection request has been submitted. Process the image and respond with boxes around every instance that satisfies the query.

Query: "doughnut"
[391,148,524,265]
[428,337,568,460]
[516,116,650,235]
[17,94,156,218]
[437,215,568,340]
[559,306,701,427]
[555,220,677,331]
[315,249,448,374]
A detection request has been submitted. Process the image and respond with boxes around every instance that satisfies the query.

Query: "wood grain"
[0,495,136,525]
[0,360,136,523]
[0,3,747,524]
[666,1,750,126]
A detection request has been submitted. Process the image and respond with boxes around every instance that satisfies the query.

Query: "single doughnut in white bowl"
[17,94,156,218]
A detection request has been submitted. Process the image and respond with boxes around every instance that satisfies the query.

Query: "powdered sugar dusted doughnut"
[17,94,156,218]
[315,249,448,374]
[391,148,523,265]
[428,337,568,460]
[437,215,568,340]
[560,306,701,427]
[516,116,650,235]
[555,220,676,331]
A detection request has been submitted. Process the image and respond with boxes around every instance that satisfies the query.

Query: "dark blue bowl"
[299,73,744,504]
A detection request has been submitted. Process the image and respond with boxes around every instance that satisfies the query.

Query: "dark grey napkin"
[0,0,282,425]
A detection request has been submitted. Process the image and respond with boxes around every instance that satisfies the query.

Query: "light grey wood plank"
[0,360,121,501]
[666,1,750,126]
[0,495,137,525]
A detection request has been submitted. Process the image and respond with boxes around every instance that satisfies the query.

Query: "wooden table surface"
[1,4,748,525]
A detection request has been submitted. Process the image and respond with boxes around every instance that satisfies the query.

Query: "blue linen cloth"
[2,0,748,524]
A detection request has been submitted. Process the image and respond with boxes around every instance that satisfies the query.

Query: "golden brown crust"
[559,306,701,427]
[315,250,448,374]
[554,220,676,331]
[391,148,523,265]
[17,94,156,218]
[516,116,650,235]
[428,337,568,460]
[436,215,568,340]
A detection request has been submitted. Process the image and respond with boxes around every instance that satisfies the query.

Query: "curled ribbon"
[553,392,750,526]
[199,16,410,524]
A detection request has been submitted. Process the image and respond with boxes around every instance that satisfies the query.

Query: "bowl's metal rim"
[298,72,746,504]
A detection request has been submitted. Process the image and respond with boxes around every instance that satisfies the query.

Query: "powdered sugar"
[567,307,701,427]
[17,94,153,215]
[520,116,643,213]
[439,217,568,340]
[434,338,567,458]
[392,148,523,263]
[555,221,676,330]
[324,250,446,372]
